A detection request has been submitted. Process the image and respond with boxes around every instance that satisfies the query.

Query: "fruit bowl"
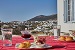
[21,34,31,39]
[21,30,31,39]
[36,43,46,48]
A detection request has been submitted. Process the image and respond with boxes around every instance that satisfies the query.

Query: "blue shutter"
[72,0,74,21]
[73,0,75,21]
[64,0,67,23]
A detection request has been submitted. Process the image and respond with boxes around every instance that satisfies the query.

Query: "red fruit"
[37,38,46,44]
[37,40,43,44]
[21,34,31,38]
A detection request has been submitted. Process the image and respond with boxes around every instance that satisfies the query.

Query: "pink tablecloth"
[0,36,75,50]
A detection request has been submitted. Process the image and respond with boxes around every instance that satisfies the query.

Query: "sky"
[0,0,57,22]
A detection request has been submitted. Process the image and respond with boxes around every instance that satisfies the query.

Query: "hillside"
[28,14,57,21]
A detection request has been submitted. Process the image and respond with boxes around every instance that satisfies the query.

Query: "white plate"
[15,43,52,49]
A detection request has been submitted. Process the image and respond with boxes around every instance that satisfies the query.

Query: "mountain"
[28,14,57,21]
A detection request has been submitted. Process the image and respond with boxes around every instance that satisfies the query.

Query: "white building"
[57,0,75,32]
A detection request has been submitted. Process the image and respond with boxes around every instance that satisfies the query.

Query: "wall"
[57,0,75,32]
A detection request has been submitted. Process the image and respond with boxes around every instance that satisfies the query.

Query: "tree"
[12,28,21,35]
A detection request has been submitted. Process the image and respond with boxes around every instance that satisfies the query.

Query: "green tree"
[12,29,21,35]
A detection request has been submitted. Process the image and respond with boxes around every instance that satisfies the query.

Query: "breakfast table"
[0,35,75,50]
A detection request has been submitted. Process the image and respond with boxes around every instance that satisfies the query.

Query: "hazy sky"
[0,0,57,22]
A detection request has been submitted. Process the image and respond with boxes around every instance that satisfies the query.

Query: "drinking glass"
[53,25,61,40]
[1,28,13,46]
[32,34,38,44]
[30,31,38,44]
[69,30,75,40]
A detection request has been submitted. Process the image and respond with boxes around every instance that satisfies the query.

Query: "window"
[64,0,74,23]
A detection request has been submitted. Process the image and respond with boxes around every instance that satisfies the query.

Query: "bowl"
[21,34,31,39]
[36,43,46,48]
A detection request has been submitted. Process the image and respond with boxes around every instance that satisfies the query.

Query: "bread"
[23,41,31,48]
[66,36,73,41]
[18,41,31,48]
[59,36,73,41]
[18,43,27,48]
[59,36,65,41]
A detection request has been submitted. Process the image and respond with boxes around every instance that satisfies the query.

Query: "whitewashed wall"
[57,0,75,32]
[0,35,2,40]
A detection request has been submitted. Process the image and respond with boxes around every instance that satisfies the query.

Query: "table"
[0,36,75,50]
